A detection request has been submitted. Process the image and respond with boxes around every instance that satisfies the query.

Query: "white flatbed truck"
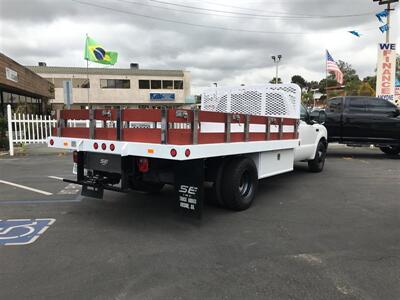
[48,84,327,217]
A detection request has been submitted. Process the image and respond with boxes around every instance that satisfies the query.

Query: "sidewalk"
[0,144,69,158]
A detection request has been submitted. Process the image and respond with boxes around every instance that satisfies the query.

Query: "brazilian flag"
[84,36,118,65]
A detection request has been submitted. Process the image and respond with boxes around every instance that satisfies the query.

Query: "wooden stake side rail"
[53,108,299,145]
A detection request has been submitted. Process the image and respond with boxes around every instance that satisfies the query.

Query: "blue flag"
[348,30,361,37]
[379,24,389,33]
[376,10,388,23]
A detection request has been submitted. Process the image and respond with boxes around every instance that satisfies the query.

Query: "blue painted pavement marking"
[0,218,56,245]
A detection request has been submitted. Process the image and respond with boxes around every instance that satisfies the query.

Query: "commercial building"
[28,63,191,110]
[0,53,54,116]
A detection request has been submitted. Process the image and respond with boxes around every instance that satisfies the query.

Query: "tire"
[308,140,327,173]
[221,157,258,211]
[131,180,164,193]
[379,146,400,155]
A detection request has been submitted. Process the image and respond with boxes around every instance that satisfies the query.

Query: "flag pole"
[86,33,90,109]
[325,50,328,103]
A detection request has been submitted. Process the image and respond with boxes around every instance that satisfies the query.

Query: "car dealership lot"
[0,146,399,300]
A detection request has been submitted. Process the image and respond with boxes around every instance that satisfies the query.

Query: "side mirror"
[318,111,326,124]
[309,110,326,124]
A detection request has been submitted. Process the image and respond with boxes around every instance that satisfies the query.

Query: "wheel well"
[320,137,328,148]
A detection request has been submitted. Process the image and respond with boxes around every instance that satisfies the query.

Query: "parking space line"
[0,180,53,196]
[48,176,63,181]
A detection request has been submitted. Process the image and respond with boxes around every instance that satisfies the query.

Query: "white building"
[27,63,191,109]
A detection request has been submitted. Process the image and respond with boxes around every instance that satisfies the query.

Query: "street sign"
[63,80,73,109]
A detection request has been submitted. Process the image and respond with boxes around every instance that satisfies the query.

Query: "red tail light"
[101,143,106,150]
[93,142,98,150]
[185,149,191,157]
[49,139,54,146]
[170,149,177,157]
[73,151,78,163]
[137,158,149,173]
[110,144,115,151]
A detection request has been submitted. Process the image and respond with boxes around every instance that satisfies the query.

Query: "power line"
[71,0,311,34]
[144,0,378,19]
[115,0,356,21]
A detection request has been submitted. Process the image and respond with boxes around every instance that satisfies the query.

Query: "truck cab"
[294,104,328,171]
[324,96,400,155]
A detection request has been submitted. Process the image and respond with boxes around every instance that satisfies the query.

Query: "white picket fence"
[7,104,56,156]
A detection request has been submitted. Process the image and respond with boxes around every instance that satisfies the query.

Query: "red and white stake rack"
[49,107,299,160]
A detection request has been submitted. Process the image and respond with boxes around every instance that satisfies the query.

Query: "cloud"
[1,0,399,94]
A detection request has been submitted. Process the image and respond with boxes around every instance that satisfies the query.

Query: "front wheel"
[308,140,327,172]
[221,157,258,211]
[379,146,400,155]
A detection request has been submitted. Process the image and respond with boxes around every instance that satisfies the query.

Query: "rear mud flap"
[81,184,104,199]
[174,159,204,218]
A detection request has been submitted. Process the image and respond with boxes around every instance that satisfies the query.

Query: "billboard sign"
[5,67,18,82]
[376,43,396,102]
[150,93,175,101]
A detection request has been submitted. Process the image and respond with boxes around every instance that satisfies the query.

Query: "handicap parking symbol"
[0,218,55,246]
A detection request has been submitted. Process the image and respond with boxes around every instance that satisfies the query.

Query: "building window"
[162,80,173,89]
[72,78,90,88]
[139,80,150,89]
[151,80,162,89]
[174,80,183,89]
[100,79,130,89]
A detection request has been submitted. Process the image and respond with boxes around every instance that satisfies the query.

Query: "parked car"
[323,96,400,155]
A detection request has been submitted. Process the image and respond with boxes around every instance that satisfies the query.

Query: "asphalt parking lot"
[0,146,399,300]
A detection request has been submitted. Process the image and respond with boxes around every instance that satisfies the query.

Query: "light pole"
[271,55,282,84]
[373,0,398,43]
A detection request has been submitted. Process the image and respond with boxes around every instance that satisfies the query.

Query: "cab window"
[300,105,308,121]
[326,97,343,113]
[366,98,396,113]
[347,97,366,113]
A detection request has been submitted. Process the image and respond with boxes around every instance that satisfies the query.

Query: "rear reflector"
[137,158,149,173]
[101,143,106,150]
[185,149,191,157]
[170,148,177,157]
[73,151,78,163]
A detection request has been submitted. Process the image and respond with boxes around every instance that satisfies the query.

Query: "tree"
[318,77,337,94]
[306,80,319,91]
[358,82,375,96]
[291,75,307,90]
[269,77,282,84]
[363,76,376,91]
[301,91,314,106]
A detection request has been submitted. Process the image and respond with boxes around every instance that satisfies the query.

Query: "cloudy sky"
[0,0,399,93]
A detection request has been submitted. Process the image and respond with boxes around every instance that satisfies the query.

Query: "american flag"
[326,50,343,84]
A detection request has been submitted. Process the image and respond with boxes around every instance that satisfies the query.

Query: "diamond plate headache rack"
[200,84,301,119]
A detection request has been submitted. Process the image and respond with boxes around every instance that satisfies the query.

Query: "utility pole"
[271,55,282,84]
[373,0,398,43]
